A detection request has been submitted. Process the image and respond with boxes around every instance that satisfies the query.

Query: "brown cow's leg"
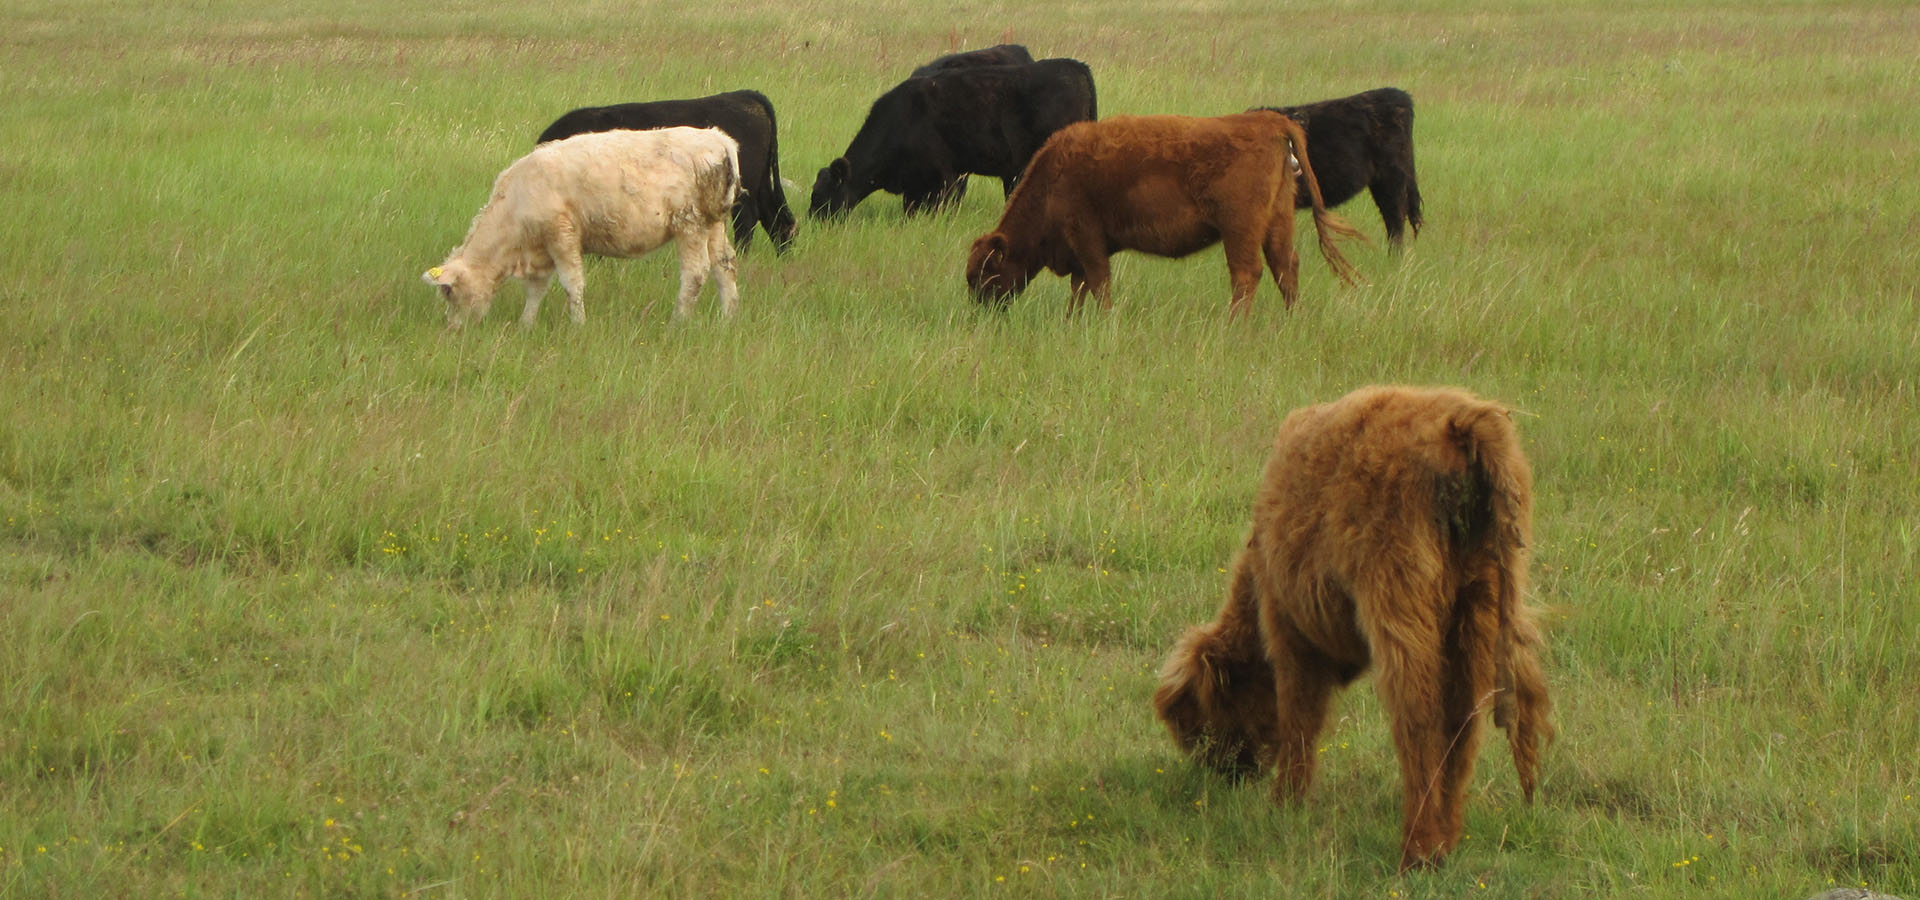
[1222,230,1264,320]
[1263,215,1302,310]
[1060,225,1112,313]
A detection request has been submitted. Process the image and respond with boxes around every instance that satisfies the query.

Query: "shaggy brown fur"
[1152,386,1552,871]
[965,110,1365,318]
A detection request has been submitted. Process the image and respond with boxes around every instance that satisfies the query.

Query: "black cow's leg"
[1369,176,1411,251]
[938,176,970,210]
[730,201,757,252]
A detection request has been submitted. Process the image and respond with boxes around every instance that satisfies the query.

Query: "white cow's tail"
[694,135,744,225]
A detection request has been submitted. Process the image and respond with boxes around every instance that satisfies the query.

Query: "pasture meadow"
[2,0,1917,897]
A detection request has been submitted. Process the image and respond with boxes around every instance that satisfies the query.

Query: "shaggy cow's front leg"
[673,231,713,320]
[1267,635,1340,802]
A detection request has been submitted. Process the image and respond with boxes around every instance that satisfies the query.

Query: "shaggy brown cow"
[965,110,1364,318]
[1152,386,1553,871]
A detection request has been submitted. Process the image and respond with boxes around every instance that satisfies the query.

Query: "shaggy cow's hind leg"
[1506,610,1553,803]
[1361,577,1459,871]
[1432,579,1501,859]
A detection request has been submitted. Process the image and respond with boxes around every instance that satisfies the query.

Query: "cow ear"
[423,265,456,298]
[829,157,851,180]
[984,233,1008,256]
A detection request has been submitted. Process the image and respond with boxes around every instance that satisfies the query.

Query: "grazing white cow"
[423,127,743,329]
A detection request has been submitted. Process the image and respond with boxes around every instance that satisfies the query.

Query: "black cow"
[539,90,799,253]
[908,45,1037,206]
[1259,88,1424,248]
[809,58,1097,219]
[912,43,1034,77]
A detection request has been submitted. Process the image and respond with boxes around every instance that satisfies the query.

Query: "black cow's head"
[965,232,1028,307]
[809,157,859,219]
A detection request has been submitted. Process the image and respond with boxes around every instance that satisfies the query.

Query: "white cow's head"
[422,259,489,330]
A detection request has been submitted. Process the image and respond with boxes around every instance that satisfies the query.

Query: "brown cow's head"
[965,232,1028,307]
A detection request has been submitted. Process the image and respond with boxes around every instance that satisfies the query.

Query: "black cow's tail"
[743,90,800,253]
[1076,59,1098,121]
[1404,107,1425,238]
[1397,89,1424,238]
[1279,116,1366,287]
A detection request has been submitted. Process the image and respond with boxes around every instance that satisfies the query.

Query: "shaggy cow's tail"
[1279,117,1368,288]
[1449,401,1553,802]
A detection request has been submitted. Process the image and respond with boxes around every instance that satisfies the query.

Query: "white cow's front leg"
[519,274,550,328]
[674,232,712,320]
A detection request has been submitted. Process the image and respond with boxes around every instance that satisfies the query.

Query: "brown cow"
[965,110,1365,318]
[1152,386,1553,872]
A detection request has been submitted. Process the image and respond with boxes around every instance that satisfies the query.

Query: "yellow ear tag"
[428,266,445,279]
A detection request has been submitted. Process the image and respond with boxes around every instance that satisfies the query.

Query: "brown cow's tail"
[1450,399,1553,803]
[1280,118,1368,288]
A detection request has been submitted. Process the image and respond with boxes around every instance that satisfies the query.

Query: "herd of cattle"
[418,46,1568,874]
[422,45,1424,328]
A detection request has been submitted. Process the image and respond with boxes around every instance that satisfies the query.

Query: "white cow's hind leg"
[555,262,586,325]
[674,232,712,320]
[708,223,740,317]
[549,219,587,325]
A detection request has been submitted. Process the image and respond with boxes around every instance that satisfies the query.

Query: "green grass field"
[3,0,1917,897]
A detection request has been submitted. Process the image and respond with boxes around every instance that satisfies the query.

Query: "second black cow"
[809,58,1097,219]
[911,43,1033,77]
[1260,87,1424,249]
[907,44,1035,207]
[539,90,800,253]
